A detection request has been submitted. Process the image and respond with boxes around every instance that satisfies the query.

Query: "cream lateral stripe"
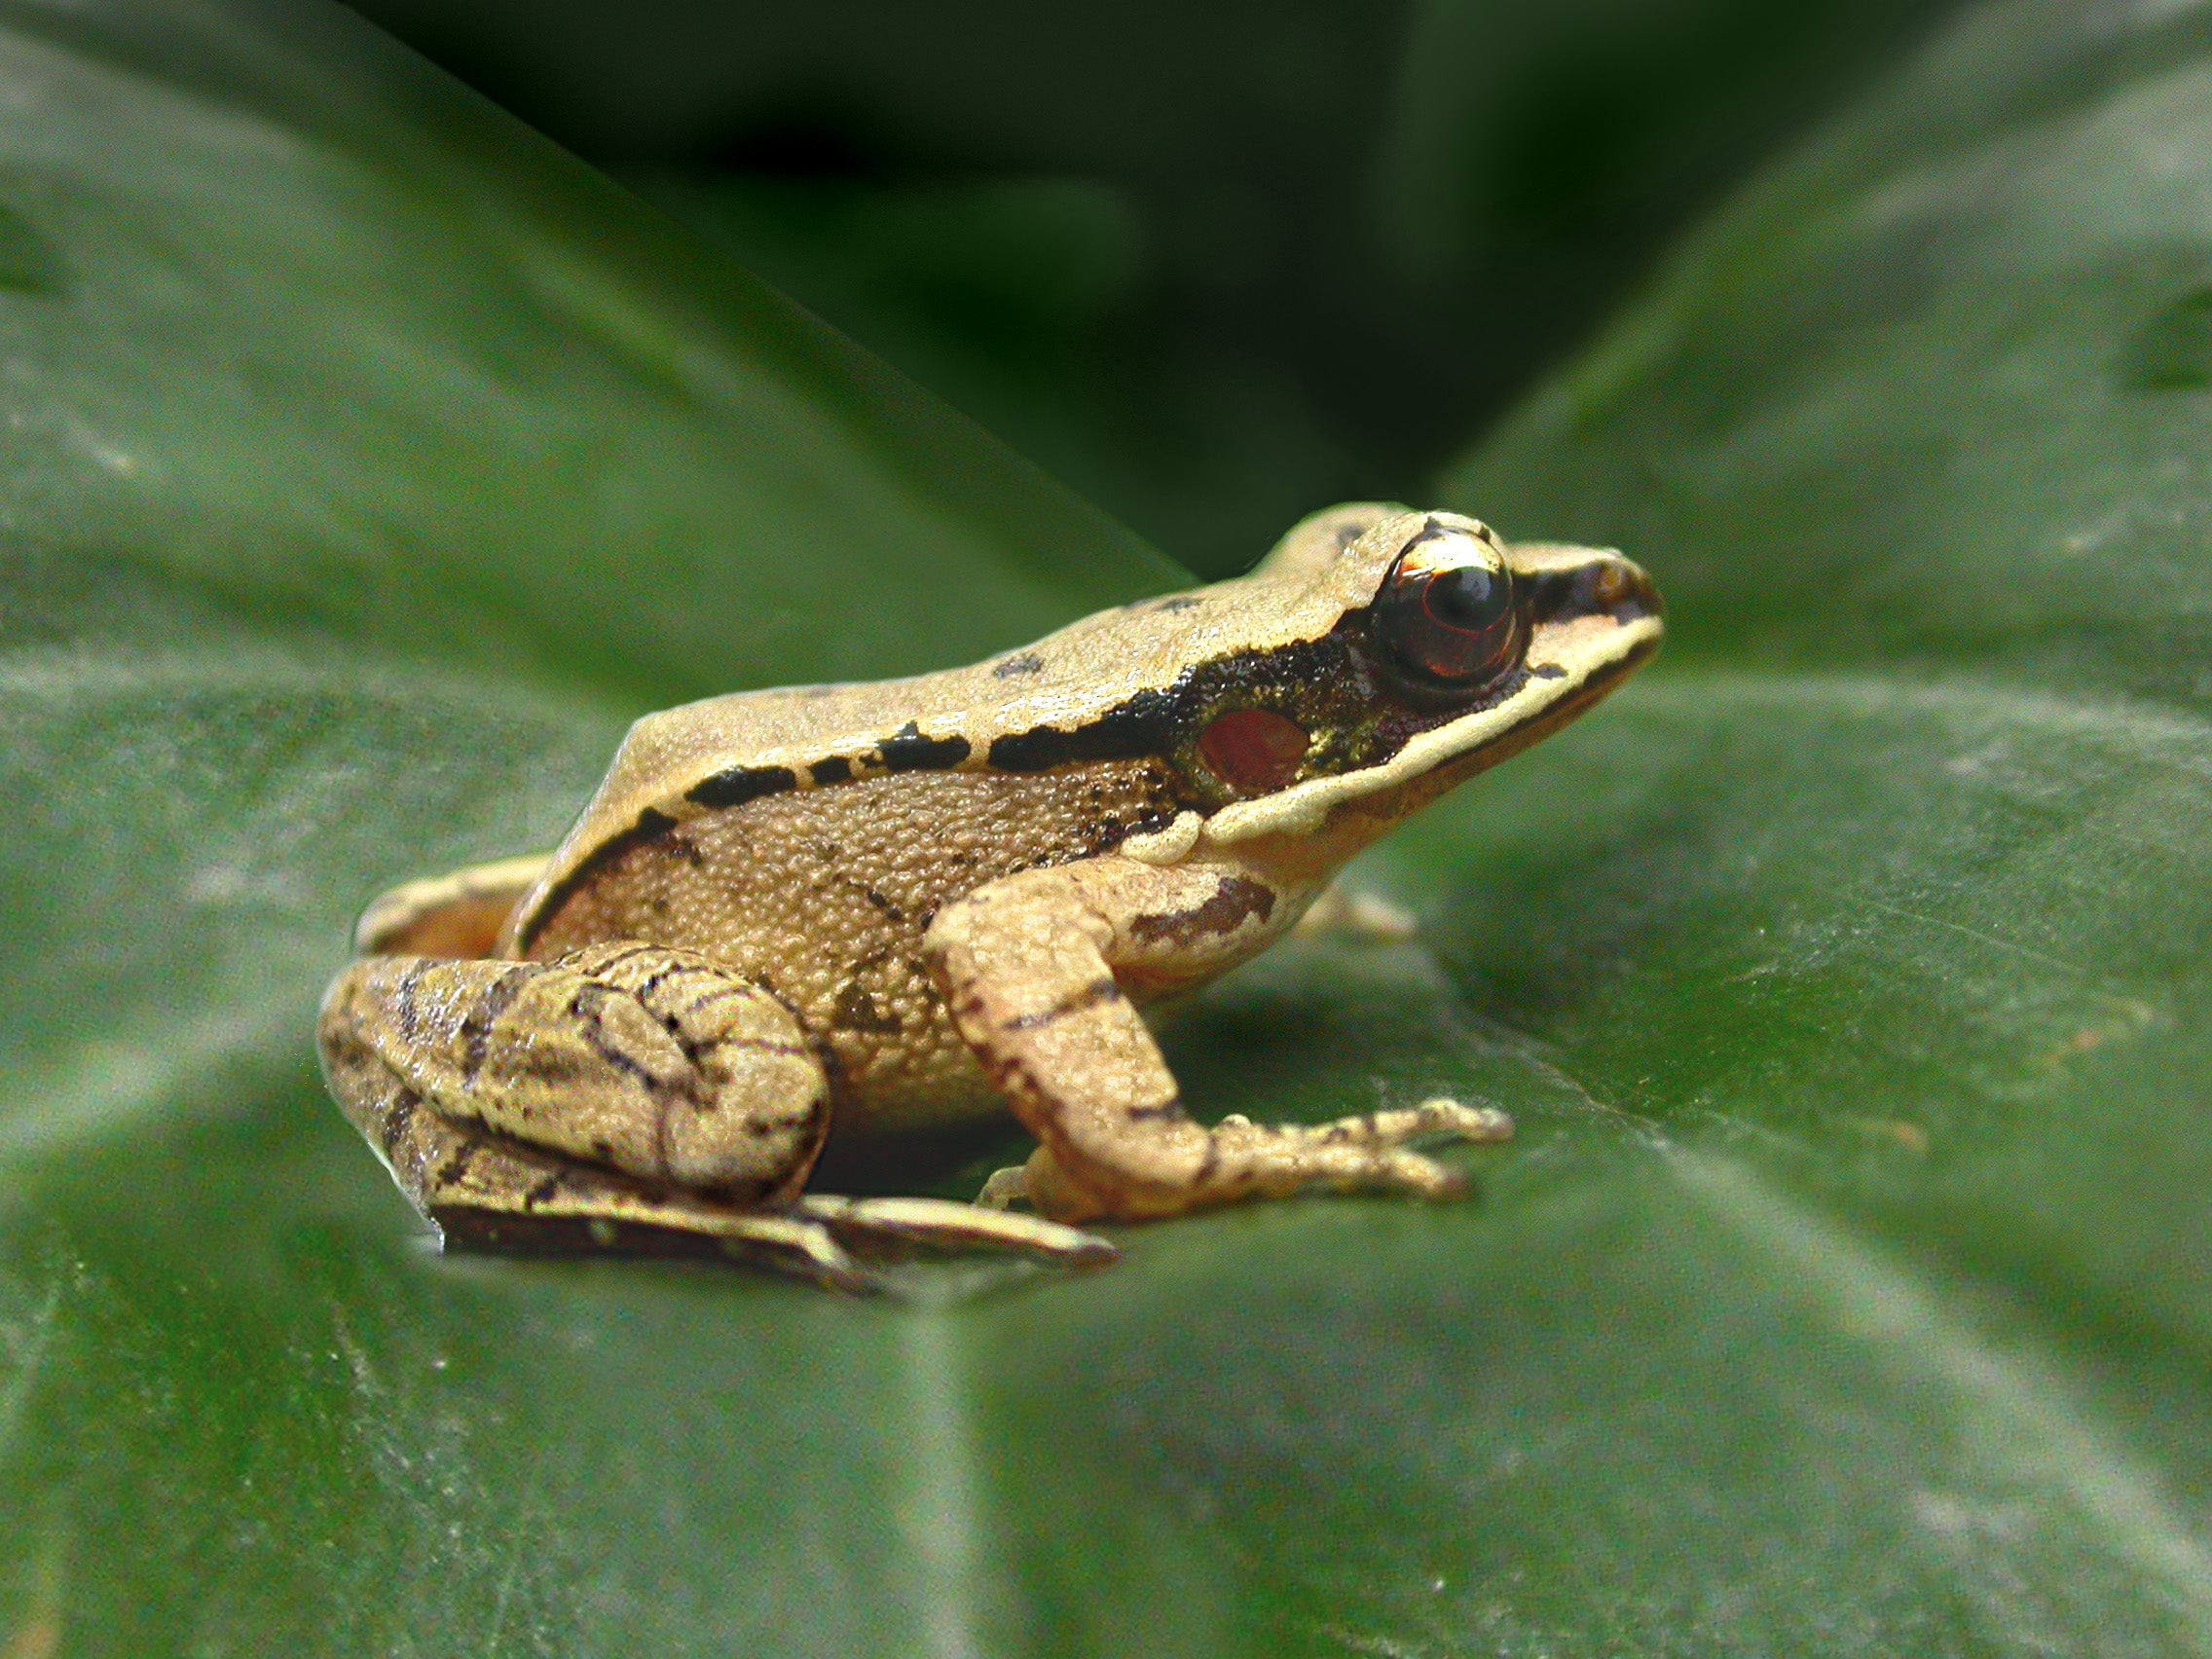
[1119,812,1202,866]
[1201,614,1664,846]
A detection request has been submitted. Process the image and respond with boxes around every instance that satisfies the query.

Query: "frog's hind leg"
[317,940,1116,1285]
[315,1030,882,1289]
[319,941,852,1273]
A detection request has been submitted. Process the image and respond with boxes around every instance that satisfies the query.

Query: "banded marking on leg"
[1307,1097,1512,1149]
[461,963,548,1082]
[565,944,834,1161]
[1004,977,1124,1032]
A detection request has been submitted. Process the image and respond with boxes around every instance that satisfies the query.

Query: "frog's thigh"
[924,857,1512,1223]
[318,940,830,1204]
[315,1020,894,1285]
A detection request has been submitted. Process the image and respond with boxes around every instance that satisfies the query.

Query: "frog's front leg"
[925,858,1513,1223]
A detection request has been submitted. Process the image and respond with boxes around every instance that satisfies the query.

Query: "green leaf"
[9,0,2212,1656]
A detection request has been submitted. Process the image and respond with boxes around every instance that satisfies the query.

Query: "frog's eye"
[1373,528,1524,689]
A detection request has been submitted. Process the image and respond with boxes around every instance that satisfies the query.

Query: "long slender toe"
[795,1195,1120,1268]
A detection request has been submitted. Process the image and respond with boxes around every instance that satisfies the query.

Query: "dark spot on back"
[992,652,1045,678]
[877,721,971,772]
[687,764,797,810]
[832,982,902,1034]
[811,756,852,786]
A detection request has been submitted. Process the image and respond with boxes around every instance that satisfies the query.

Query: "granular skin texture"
[522,760,1180,1133]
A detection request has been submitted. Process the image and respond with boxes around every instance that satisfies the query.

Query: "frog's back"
[516,758,1178,1132]
[500,559,1360,968]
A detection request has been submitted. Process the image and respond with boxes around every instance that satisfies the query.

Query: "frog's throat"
[1198,611,1662,847]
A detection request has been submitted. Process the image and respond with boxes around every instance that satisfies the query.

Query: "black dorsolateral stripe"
[514,807,679,951]
[988,685,1182,772]
[686,763,799,810]
[878,722,972,772]
[985,632,1389,781]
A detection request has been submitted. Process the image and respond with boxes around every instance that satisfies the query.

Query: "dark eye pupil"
[1425,566,1502,631]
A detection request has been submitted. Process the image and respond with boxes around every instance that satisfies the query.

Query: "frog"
[317,503,1661,1288]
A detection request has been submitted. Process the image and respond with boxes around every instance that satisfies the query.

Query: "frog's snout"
[1528,548,1663,631]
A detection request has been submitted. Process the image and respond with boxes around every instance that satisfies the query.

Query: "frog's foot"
[929,857,1515,1224]
[983,1100,1513,1224]
[1291,881,1419,944]
[1208,1096,1513,1198]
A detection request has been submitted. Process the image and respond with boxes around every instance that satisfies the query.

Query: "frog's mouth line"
[1198,610,1663,846]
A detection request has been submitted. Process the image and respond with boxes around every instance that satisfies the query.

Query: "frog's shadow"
[809,1115,1030,1200]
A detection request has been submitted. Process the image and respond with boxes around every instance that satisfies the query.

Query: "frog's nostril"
[1532,556,1661,624]
[1612,559,1663,619]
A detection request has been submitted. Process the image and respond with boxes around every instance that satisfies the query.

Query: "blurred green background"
[346,0,1958,574]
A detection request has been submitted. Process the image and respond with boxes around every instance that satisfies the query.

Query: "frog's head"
[1186,502,1662,850]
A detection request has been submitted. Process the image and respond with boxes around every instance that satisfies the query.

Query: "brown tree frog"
[318,504,1661,1287]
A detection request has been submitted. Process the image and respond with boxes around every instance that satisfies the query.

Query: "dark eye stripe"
[1526,561,1660,624]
